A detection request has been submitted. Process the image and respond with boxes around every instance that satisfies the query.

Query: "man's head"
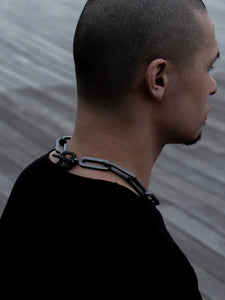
[73,0,218,146]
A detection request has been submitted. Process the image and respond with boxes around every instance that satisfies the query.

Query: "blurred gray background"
[0,1,225,299]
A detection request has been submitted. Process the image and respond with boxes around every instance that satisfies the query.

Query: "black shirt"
[1,152,203,299]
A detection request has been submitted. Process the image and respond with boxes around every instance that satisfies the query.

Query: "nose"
[209,75,218,95]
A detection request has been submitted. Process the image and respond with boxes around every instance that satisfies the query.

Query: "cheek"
[159,74,210,142]
[191,75,210,111]
[173,87,208,133]
[195,72,208,94]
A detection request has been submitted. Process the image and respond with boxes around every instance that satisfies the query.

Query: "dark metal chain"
[53,136,160,206]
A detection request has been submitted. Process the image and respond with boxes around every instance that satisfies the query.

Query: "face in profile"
[160,12,219,146]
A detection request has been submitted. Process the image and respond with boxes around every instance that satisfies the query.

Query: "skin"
[50,11,219,194]
[154,12,219,146]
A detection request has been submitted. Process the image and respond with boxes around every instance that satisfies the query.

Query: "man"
[1,0,219,298]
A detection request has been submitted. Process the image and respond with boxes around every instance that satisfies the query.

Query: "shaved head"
[73,0,207,106]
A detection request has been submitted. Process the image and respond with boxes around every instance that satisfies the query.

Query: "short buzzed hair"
[73,0,207,107]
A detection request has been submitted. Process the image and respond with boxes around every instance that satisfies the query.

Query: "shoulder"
[11,152,53,190]
[1,152,54,219]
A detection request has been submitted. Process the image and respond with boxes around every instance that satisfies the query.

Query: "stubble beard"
[183,131,202,146]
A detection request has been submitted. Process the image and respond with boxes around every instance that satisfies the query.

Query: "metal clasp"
[55,136,72,154]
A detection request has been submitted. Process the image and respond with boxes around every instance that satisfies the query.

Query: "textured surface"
[0,1,225,299]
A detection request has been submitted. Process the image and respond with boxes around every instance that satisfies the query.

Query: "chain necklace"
[53,136,160,207]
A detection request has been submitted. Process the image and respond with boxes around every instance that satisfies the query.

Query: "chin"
[183,132,202,146]
[166,126,204,146]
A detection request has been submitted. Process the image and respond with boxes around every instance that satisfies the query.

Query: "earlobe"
[146,59,168,102]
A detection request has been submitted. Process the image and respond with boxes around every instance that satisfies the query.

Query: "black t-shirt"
[1,152,203,299]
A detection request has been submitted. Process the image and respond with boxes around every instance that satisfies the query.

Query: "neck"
[67,101,163,191]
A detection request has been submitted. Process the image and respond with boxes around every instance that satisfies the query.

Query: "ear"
[145,59,168,102]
